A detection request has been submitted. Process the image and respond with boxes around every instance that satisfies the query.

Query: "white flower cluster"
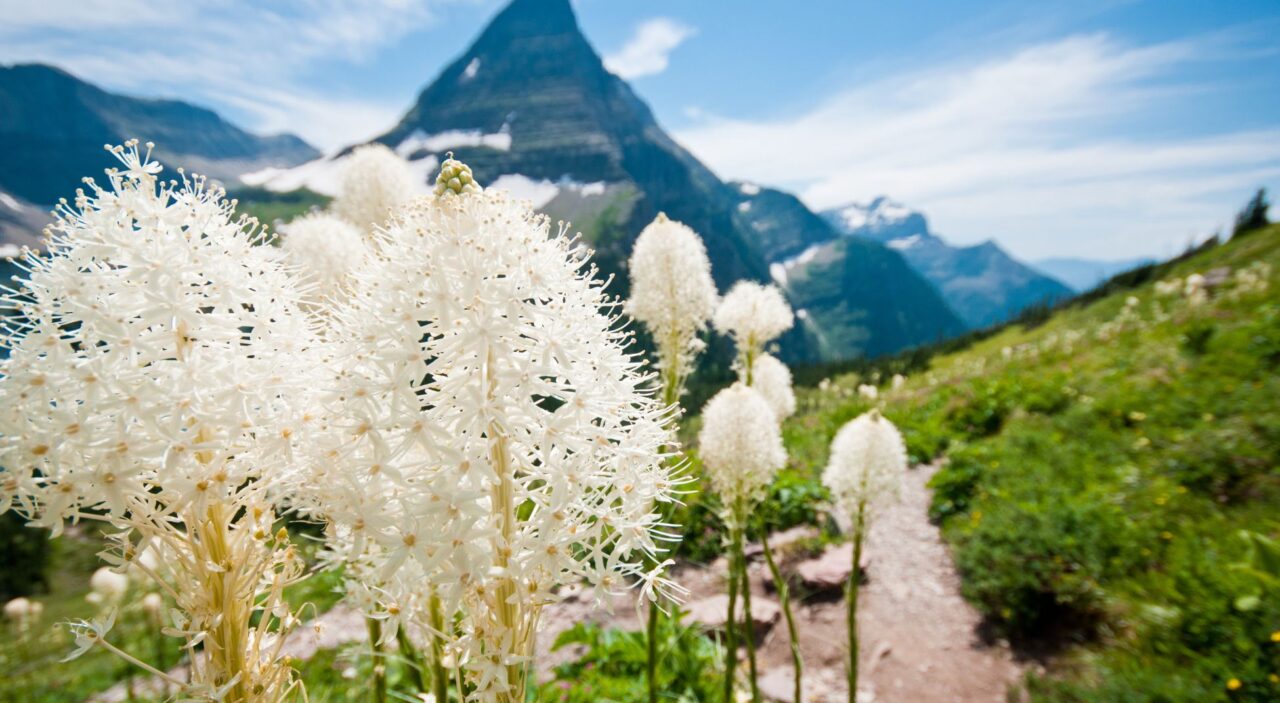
[626,213,718,399]
[698,384,786,529]
[331,143,417,233]
[857,384,879,401]
[3,597,43,631]
[822,410,906,528]
[1230,261,1272,298]
[713,281,793,363]
[0,141,317,699]
[280,213,369,306]
[302,177,679,701]
[751,353,796,421]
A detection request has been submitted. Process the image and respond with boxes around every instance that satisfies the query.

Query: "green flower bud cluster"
[434,154,482,197]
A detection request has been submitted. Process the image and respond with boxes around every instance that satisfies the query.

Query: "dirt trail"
[746,463,1022,702]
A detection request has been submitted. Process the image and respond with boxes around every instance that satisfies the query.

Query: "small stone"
[685,594,781,634]
[796,544,857,592]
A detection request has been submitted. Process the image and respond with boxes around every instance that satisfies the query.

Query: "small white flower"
[87,567,129,606]
[698,384,786,528]
[751,353,796,421]
[281,213,370,306]
[822,410,906,529]
[63,610,116,662]
[626,213,717,398]
[857,384,878,401]
[332,143,417,232]
[714,281,793,353]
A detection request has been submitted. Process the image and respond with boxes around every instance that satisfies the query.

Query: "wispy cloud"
[676,33,1280,260]
[0,0,462,150]
[604,18,695,80]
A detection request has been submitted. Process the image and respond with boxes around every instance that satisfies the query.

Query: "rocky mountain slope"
[824,198,1073,329]
[247,0,966,362]
[0,63,318,207]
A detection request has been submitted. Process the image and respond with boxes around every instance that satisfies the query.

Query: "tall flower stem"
[760,530,803,703]
[723,526,742,703]
[736,505,760,703]
[368,619,387,703]
[197,500,249,703]
[485,346,527,703]
[395,625,427,694]
[845,500,867,703]
[429,593,450,703]
[647,356,682,703]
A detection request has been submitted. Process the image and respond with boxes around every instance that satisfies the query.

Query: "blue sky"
[2,0,1278,260]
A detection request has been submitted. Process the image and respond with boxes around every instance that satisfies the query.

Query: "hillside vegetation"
[776,224,1280,700]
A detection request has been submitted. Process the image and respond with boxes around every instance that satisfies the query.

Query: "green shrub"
[539,614,720,703]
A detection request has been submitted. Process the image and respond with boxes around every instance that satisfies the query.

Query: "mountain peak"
[827,196,931,242]
[482,0,579,40]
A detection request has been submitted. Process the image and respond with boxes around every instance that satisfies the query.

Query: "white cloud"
[0,0,460,150]
[604,18,695,80]
[675,33,1280,260]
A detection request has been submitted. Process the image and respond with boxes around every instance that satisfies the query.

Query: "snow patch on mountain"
[395,128,511,156]
[739,182,760,196]
[887,234,923,251]
[489,174,560,208]
[769,242,827,286]
[487,175,611,209]
[241,153,438,196]
[461,58,481,82]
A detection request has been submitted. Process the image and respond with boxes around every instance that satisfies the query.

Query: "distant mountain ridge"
[822,197,1074,329]
[0,63,318,206]
[248,0,964,362]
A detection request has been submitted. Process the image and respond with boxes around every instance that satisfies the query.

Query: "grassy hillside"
[782,224,1280,700]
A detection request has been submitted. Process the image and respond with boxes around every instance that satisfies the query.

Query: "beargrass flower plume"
[698,382,786,701]
[280,212,370,307]
[0,141,320,701]
[302,156,680,703]
[626,213,718,403]
[751,353,796,421]
[822,410,907,702]
[625,211,717,703]
[332,143,417,234]
[87,567,129,606]
[714,281,794,382]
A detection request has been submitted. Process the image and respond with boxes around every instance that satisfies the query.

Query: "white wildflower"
[1154,278,1182,296]
[751,353,796,421]
[713,281,793,375]
[857,384,878,401]
[332,143,417,233]
[141,592,164,624]
[281,212,370,306]
[0,141,317,699]
[1184,273,1208,305]
[891,374,906,391]
[698,384,786,529]
[626,213,717,401]
[87,567,128,606]
[822,410,907,529]
[305,160,678,702]
[4,597,40,628]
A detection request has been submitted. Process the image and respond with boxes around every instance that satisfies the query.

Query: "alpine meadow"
[1,1,1277,702]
